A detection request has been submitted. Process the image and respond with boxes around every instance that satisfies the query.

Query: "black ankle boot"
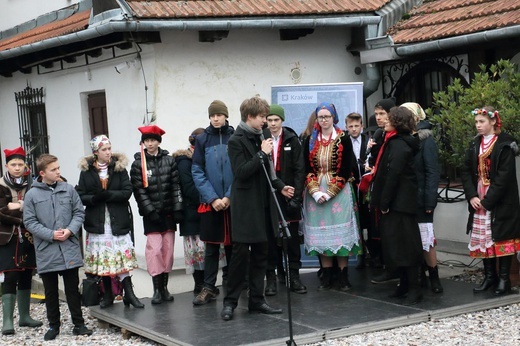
[474,258,498,293]
[289,269,307,294]
[339,267,352,291]
[162,272,174,302]
[402,266,422,306]
[100,276,114,308]
[265,270,277,296]
[318,267,332,291]
[495,256,513,296]
[151,275,163,304]
[193,270,204,295]
[122,276,145,308]
[428,265,444,293]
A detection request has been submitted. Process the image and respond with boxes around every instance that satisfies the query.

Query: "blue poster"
[271,83,364,135]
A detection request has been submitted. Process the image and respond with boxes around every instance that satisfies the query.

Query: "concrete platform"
[89,266,520,346]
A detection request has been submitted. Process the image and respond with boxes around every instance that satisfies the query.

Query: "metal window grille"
[14,86,49,176]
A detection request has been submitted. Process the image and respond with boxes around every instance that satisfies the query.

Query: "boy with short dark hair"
[221,96,293,321]
[23,154,92,341]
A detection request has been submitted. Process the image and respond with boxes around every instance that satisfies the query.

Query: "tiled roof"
[0,10,90,52]
[126,0,391,18]
[388,0,520,44]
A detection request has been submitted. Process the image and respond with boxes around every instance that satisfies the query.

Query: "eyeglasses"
[317,115,333,121]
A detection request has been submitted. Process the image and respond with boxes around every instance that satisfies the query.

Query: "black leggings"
[2,270,33,294]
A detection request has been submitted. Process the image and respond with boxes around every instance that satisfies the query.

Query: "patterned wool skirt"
[469,180,520,258]
[303,181,361,257]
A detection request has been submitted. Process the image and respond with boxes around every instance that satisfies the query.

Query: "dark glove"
[173,211,183,223]
[91,190,109,203]
[287,198,302,214]
[148,211,162,224]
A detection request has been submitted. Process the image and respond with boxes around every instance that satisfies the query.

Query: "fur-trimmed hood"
[172,148,193,159]
[78,152,128,172]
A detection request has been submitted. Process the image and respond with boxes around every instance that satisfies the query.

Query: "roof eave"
[394,25,520,57]
[0,15,381,61]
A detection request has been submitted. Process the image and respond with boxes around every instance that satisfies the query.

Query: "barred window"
[14,86,49,176]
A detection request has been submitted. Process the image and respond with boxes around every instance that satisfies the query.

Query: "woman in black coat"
[460,106,520,296]
[370,106,423,305]
[76,135,143,308]
[172,128,205,294]
[402,102,443,294]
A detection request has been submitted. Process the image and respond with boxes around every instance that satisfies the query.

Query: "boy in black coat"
[264,104,307,295]
[221,96,293,321]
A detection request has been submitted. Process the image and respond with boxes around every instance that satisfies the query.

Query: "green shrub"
[429,60,520,168]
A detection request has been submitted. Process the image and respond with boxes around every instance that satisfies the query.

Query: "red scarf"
[372,130,397,177]
[274,131,283,172]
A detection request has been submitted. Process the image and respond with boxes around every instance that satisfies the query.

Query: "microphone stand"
[259,154,297,346]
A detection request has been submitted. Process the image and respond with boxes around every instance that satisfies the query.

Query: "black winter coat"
[76,153,133,235]
[228,126,285,243]
[272,126,305,221]
[130,148,183,234]
[370,133,420,214]
[414,122,440,223]
[460,132,520,242]
[173,149,200,237]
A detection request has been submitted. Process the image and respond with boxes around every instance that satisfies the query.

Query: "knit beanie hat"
[208,100,229,118]
[138,125,165,143]
[375,97,396,113]
[268,104,285,121]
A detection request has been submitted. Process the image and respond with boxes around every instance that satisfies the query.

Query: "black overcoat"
[228,126,285,243]
[272,126,305,221]
[460,132,520,242]
[173,149,200,237]
[370,133,422,267]
[414,122,440,223]
[76,153,133,236]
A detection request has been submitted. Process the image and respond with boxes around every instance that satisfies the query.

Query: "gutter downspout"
[395,25,520,57]
[0,16,381,60]
[361,0,420,98]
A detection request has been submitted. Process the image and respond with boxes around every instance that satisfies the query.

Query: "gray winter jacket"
[23,181,85,274]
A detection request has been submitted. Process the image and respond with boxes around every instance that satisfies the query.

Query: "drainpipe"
[363,63,380,98]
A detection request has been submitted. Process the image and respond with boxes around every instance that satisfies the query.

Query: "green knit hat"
[208,100,229,118]
[268,104,285,121]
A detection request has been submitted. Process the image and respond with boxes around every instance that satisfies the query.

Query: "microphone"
[365,128,383,158]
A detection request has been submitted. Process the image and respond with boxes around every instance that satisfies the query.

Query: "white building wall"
[0,26,366,271]
[0,0,79,31]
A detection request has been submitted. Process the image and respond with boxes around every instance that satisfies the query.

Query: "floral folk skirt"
[303,181,361,257]
[84,231,138,276]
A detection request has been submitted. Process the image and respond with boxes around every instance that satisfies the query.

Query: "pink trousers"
[145,231,175,276]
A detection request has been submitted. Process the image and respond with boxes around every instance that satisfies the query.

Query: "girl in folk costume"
[76,135,144,308]
[302,102,361,291]
[0,147,43,334]
[461,106,520,295]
